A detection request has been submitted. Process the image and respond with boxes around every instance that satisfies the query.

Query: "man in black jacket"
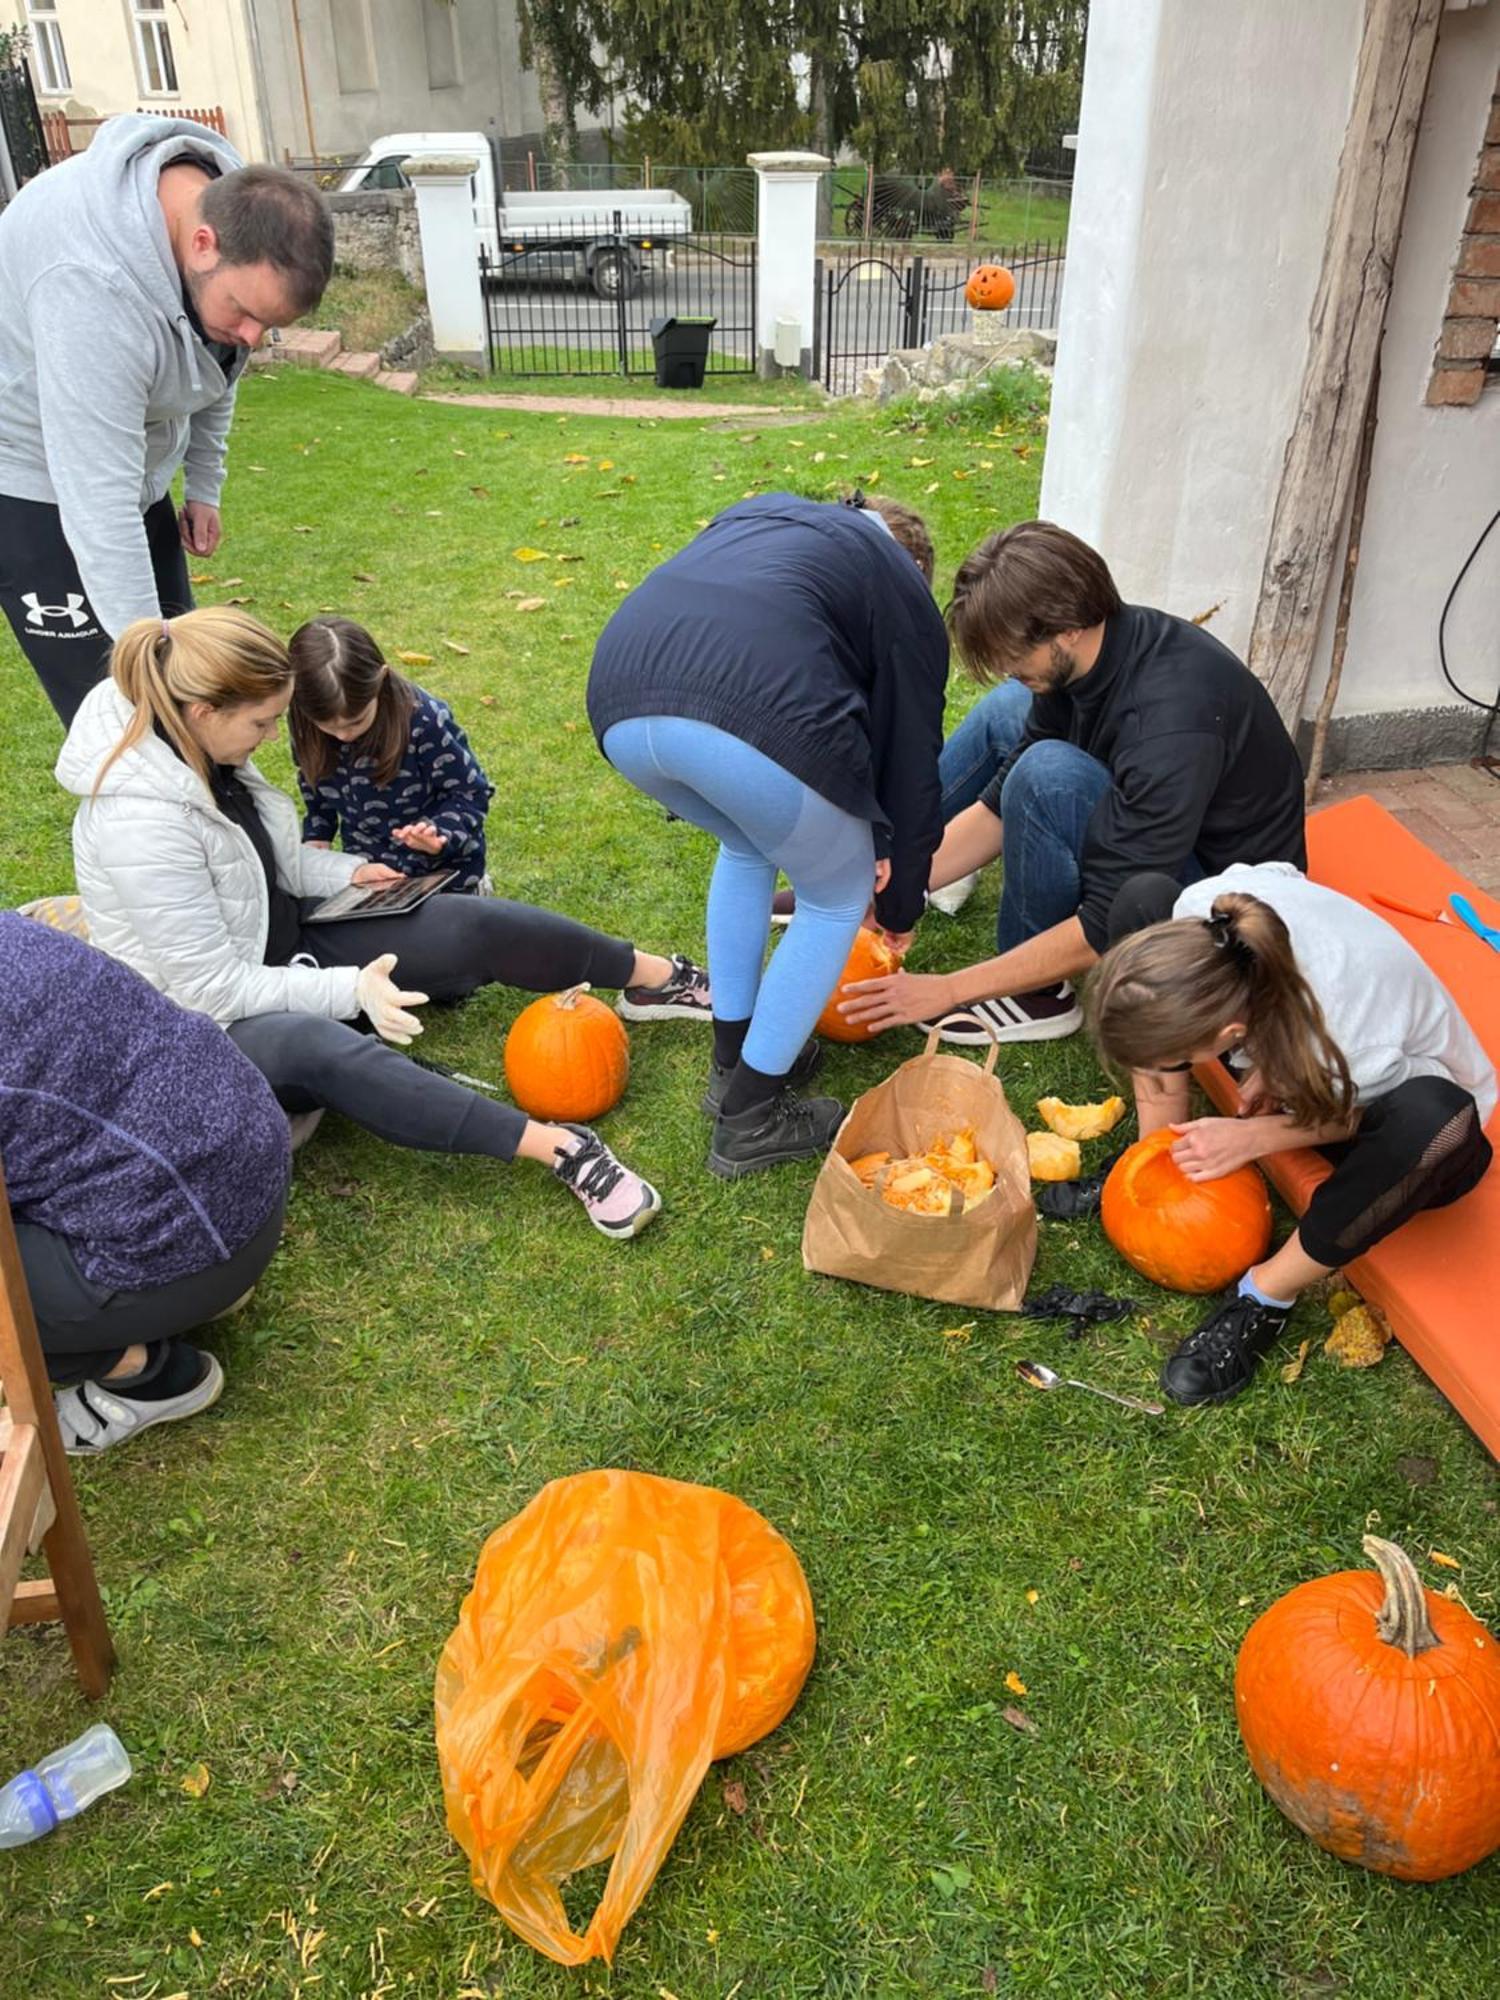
[841,521,1306,1042]
[589,492,948,1172]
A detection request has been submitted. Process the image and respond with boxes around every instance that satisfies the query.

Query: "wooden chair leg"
[0,1163,115,1696]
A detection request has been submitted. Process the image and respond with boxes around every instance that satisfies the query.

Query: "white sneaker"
[927,870,980,917]
[54,1348,225,1457]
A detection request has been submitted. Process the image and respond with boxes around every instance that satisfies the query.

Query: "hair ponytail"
[93,608,293,798]
[1086,890,1354,1128]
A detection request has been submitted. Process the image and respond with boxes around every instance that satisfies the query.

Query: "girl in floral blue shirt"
[288,617,493,893]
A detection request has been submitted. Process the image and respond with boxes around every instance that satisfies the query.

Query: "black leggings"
[19,1193,287,1386]
[229,895,639,1159]
[1106,872,1494,1266]
[0,492,191,728]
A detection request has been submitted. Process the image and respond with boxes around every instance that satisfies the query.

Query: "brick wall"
[1427,77,1500,406]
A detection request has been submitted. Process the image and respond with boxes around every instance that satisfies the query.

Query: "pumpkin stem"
[555,984,590,1011]
[1362,1534,1440,1657]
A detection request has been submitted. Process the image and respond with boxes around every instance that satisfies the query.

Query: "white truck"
[335,133,693,298]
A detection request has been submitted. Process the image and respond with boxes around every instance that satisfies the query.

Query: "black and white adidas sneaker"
[922,983,1082,1046]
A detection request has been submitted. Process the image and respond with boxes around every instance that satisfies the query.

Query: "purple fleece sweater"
[0,912,290,1290]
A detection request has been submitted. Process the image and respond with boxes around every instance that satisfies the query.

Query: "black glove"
[1020,1285,1139,1341]
[1035,1146,1127,1221]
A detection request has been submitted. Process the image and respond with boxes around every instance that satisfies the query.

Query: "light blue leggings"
[602,717,875,1073]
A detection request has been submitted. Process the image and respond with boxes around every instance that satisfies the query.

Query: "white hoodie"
[0,115,246,639]
[55,679,365,1028]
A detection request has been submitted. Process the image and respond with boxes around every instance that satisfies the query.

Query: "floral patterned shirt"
[298,685,493,893]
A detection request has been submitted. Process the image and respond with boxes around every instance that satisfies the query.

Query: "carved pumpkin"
[965,263,1016,312]
[815,928,902,1044]
[1100,1127,1271,1292]
[503,984,629,1123]
[1236,1536,1500,1881]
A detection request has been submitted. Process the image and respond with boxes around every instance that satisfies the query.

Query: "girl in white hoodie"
[57,608,713,1240]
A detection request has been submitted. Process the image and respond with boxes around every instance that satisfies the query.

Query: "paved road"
[482,252,1064,395]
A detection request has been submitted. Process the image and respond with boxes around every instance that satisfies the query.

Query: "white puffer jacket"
[55,679,366,1027]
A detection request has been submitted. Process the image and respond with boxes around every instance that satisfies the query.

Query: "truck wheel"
[592,251,641,300]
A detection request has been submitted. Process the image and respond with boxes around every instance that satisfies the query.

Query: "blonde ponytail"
[1086,890,1355,1128]
[94,607,293,797]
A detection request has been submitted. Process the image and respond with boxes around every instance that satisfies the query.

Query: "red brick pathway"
[1313,764,1500,896]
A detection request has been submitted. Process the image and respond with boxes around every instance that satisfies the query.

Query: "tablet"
[304,870,458,923]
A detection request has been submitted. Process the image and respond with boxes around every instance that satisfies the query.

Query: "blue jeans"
[938,680,1033,818]
[602,717,874,1074]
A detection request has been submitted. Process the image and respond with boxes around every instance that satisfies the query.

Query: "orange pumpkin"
[503,983,629,1122]
[964,263,1016,312]
[1100,1127,1271,1292]
[814,927,902,1044]
[1236,1536,1500,1881]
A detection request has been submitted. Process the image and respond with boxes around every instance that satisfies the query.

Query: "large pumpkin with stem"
[1100,1126,1271,1293]
[965,263,1016,311]
[504,984,629,1122]
[814,927,902,1044]
[1236,1536,1500,1881]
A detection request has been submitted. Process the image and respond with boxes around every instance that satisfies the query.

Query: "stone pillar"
[403,154,486,369]
[748,150,831,379]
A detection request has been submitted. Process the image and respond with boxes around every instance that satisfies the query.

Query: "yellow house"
[2,0,270,158]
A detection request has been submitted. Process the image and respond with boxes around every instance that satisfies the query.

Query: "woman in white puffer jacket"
[56,607,712,1240]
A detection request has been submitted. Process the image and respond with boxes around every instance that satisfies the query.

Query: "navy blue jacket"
[587,495,949,931]
[299,684,493,894]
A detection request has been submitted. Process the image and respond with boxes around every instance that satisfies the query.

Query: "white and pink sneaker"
[552,1126,662,1239]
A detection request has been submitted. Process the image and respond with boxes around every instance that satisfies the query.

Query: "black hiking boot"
[700,1038,825,1118]
[707,1089,846,1178]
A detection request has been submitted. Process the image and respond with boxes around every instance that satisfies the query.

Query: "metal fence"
[820,169,1072,248]
[506,160,759,235]
[817,239,1065,395]
[480,214,756,379]
[0,58,47,183]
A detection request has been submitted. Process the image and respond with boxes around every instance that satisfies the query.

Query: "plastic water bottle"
[0,1724,132,1847]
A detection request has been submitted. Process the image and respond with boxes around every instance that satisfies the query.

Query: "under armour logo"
[22,591,91,629]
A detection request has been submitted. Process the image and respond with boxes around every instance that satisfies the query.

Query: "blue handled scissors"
[1449,893,1500,954]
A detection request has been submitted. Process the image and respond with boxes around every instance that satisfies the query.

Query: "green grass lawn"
[2,371,1496,2000]
[826,173,1070,253]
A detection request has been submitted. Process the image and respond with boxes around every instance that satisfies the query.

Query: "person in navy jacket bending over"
[588,492,949,1177]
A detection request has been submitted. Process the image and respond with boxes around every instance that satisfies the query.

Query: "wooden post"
[1247,0,1444,727]
[1305,359,1382,802]
[0,1163,115,1697]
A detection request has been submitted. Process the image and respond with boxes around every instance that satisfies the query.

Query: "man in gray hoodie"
[0,114,333,726]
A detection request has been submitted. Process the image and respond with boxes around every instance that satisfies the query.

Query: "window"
[25,2,71,95]
[361,156,410,191]
[132,0,179,97]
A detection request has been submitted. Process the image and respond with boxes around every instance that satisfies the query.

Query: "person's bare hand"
[179,501,222,557]
[351,862,405,886]
[1169,1117,1263,1181]
[392,820,445,855]
[839,968,957,1032]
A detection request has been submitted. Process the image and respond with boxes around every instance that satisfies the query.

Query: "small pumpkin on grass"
[815,927,903,1044]
[503,984,629,1122]
[1236,1535,1500,1881]
[964,263,1016,312]
[1100,1127,1271,1293]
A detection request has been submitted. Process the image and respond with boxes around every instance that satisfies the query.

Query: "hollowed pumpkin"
[1100,1126,1271,1292]
[1236,1536,1500,1881]
[503,983,629,1122]
[965,263,1016,312]
[815,927,902,1044]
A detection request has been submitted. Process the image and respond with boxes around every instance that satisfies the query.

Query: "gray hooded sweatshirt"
[0,114,245,640]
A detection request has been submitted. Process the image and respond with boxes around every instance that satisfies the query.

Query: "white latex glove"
[355,952,429,1045]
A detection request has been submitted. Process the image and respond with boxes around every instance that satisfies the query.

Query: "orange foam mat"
[1192,796,1500,1460]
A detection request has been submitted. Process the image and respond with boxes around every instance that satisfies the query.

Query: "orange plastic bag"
[434,1469,816,1965]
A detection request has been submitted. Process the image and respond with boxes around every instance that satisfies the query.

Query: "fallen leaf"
[907,456,933,467]
[293,525,314,534]
[442,638,470,655]
[1013,444,1032,460]
[189,1928,204,1948]
[352,570,377,583]
[246,463,268,473]
[515,597,546,613]
[559,515,581,527]
[189,572,215,584]
[597,458,615,471]
[1025,1588,1039,1606]
[512,547,550,562]
[556,551,584,563]
[760,1246,776,1262]
[1280,1337,1312,1384]
[563,452,589,464]
[559,632,578,641]
[470,485,491,499]
[1324,1304,1391,1369]
[1004,1670,1028,1697]
[479,694,496,707]
[1001,1705,1037,1736]
[952,468,970,480]
[424,509,443,517]
[217,577,244,587]
[1430,1550,1463,1571]
[722,1779,748,1815]
[939,1323,974,1343]
[180,1763,211,1799]
[1327,1288,1362,1319]
[979,458,995,470]
[144,1880,175,1900]
[452,447,468,457]
[562,719,578,731]
[925,481,940,494]
[395,650,432,666]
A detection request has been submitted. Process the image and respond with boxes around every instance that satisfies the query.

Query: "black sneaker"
[708,1089,846,1178]
[1159,1291,1292,1407]
[922,985,1082,1046]
[616,954,712,1023]
[700,1038,824,1118]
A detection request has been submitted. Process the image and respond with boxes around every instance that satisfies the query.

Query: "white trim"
[24,4,71,96]
[131,0,179,99]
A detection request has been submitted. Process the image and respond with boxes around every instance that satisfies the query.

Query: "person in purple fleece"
[1,910,290,1455]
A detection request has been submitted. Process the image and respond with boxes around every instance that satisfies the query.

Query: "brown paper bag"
[801,1031,1037,1312]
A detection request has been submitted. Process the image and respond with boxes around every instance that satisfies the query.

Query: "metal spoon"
[1016,1358,1165,1416]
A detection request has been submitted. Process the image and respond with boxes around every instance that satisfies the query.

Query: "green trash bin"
[650,315,717,389]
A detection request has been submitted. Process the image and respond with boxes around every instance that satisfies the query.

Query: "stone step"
[373,369,419,396]
[276,327,342,368]
[330,350,381,380]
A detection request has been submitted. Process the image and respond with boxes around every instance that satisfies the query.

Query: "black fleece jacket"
[587,494,949,931]
[979,603,1306,953]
